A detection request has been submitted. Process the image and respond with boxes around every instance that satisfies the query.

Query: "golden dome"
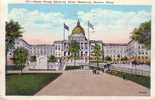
[72,20,85,35]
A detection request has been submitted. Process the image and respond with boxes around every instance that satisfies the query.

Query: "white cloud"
[8,8,69,44]
[78,8,151,43]
[8,8,151,44]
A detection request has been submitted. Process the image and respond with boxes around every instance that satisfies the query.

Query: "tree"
[30,56,37,62]
[123,56,128,61]
[121,56,128,63]
[131,20,151,49]
[105,56,112,62]
[121,56,126,61]
[117,55,120,63]
[48,55,56,62]
[92,43,101,67]
[14,48,28,73]
[6,20,23,73]
[69,40,80,66]
[6,20,23,52]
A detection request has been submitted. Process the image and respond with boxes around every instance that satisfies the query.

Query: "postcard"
[0,0,155,100]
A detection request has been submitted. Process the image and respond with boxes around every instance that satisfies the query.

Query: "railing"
[47,63,60,70]
[111,65,150,76]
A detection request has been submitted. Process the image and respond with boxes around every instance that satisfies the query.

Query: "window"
[81,43,83,49]
[9,53,12,56]
[64,43,66,47]
[85,43,88,49]
[81,51,83,56]
[58,46,60,50]
[64,52,66,56]
[68,52,70,56]
[85,51,88,56]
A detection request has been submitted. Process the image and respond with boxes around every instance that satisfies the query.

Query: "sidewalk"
[36,70,150,96]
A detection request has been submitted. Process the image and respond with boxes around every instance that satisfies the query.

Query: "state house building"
[7,20,150,70]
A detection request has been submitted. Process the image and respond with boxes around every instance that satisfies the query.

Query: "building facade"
[103,43,127,62]
[7,20,151,70]
[7,20,104,69]
[127,40,150,64]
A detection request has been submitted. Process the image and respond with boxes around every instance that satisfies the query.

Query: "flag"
[88,21,94,30]
[64,23,69,31]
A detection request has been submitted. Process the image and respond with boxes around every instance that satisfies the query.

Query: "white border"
[1,0,155,100]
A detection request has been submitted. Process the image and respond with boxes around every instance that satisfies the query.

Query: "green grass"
[6,73,62,95]
[108,70,150,88]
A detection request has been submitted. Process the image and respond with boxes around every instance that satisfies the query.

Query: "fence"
[111,65,150,76]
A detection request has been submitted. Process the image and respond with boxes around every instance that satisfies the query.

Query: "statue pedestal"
[36,56,48,69]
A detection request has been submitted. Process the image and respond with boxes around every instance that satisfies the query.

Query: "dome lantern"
[72,20,85,35]
[77,19,80,26]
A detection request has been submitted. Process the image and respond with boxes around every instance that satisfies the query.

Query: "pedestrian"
[102,68,104,73]
[94,69,97,74]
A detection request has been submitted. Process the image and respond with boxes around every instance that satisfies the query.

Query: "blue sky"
[9,4,151,19]
[8,4,151,44]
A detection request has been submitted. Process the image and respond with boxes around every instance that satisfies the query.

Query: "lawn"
[107,70,150,88]
[6,73,62,95]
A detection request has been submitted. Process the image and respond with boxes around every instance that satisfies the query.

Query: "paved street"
[36,70,150,96]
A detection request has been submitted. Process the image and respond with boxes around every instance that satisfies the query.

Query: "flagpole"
[64,23,65,40]
[88,21,90,67]
[63,23,65,62]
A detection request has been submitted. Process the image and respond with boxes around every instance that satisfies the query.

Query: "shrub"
[65,66,81,70]
[108,70,150,88]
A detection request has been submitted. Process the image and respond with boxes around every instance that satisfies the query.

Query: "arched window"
[85,51,88,56]
[64,51,66,56]
[81,51,83,57]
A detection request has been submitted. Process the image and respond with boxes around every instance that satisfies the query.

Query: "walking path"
[36,70,150,96]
